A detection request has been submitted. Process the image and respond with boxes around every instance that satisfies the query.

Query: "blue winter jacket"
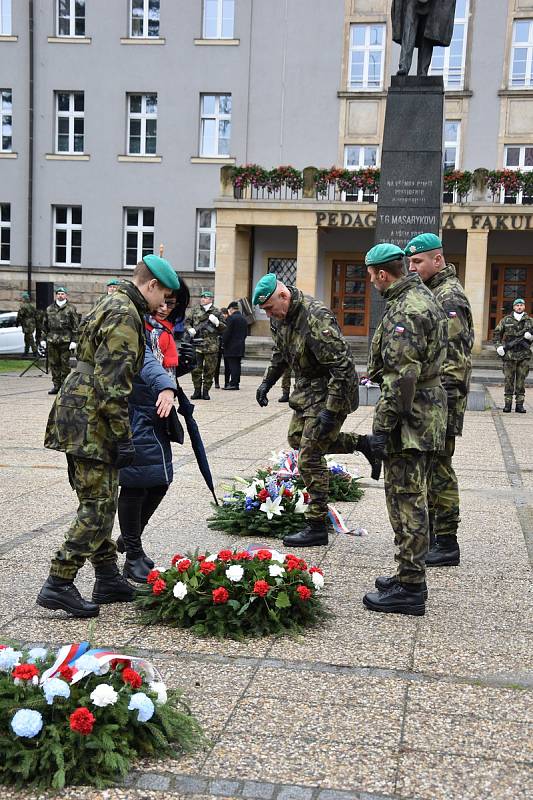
[119,345,176,488]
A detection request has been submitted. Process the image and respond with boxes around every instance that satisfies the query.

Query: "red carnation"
[177,558,192,573]
[58,665,74,681]
[0,645,6,650]
[70,707,96,735]
[254,549,272,561]
[283,488,293,497]
[303,492,310,503]
[200,561,216,575]
[309,566,323,576]
[297,585,312,601]
[298,559,308,571]
[285,556,301,571]
[212,586,229,604]
[122,667,142,689]
[197,554,206,562]
[253,580,270,598]
[234,551,252,561]
[152,578,166,595]
[257,489,269,501]
[146,569,160,584]
[217,549,233,561]
[12,663,39,681]
[171,553,184,566]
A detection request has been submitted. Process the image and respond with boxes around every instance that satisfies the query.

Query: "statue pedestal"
[369,75,444,340]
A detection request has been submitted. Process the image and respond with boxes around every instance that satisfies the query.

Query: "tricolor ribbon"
[327,504,356,535]
[277,450,299,479]
[40,642,162,685]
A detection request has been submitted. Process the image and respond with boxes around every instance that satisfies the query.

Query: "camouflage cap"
[106,278,122,287]
[142,254,180,290]
[200,290,214,298]
[513,297,525,307]
[365,243,405,267]
[252,273,277,305]
[404,233,443,255]
[55,286,67,293]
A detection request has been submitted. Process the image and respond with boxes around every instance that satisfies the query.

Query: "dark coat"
[392,0,457,48]
[119,345,176,488]
[222,310,248,358]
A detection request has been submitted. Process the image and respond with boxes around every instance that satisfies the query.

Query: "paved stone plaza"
[0,372,531,800]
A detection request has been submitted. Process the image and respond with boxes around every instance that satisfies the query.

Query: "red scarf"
[145,318,179,368]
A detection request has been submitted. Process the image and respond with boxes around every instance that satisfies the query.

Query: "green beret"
[513,297,525,307]
[365,243,405,267]
[21,292,30,300]
[252,273,277,305]
[142,254,180,290]
[55,286,67,293]
[106,278,121,287]
[200,290,214,298]
[404,233,443,256]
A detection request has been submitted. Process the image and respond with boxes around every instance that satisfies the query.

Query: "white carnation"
[173,581,188,600]
[311,572,325,590]
[225,565,244,582]
[149,681,168,705]
[268,564,285,578]
[90,683,118,708]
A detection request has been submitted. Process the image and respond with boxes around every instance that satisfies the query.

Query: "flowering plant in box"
[0,643,203,790]
[135,549,327,639]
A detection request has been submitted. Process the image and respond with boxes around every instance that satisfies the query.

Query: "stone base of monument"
[358,384,488,411]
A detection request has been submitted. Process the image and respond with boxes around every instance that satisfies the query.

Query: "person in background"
[42,287,79,395]
[106,279,122,295]
[214,307,228,388]
[16,291,38,356]
[186,290,226,400]
[494,297,532,413]
[222,301,248,390]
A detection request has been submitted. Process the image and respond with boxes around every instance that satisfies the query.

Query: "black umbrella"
[176,386,219,506]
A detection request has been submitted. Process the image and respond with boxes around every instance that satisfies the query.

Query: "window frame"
[127,93,158,156]
[123,207,155,268]
[56,0,86,38]
[0,202,10,264]
[202,0,234,40]
[343,144,379,202]
[0,0,12,36]
[509,18,533,89]
[129,0,160,39]
[429,0,469,90]
[347,23,385,92]
[55,91,84,154]
[196,209,216,271]
[443,120,461,171]
[199,94,232,157]
[0,88,12,152]
[53,205,82,267]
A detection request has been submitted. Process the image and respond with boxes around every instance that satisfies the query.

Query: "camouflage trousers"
[503,358,531,404]
[191,351,219,392]
[48,341,72,389]
[22,328,37,354]
[281,367,292,394]
[428,436,459,540]
[384,449,434,585]
[50,456,119,580]
[287,411,358,522]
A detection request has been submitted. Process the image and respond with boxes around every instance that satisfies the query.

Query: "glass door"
[330,260,370,335]
[488,264,533,337]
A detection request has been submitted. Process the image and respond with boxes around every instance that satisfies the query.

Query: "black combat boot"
[37,576,99,618]
[48,386,59,395]
[116,534,154,568]
[363,583,426,616]
[92,563,136,604]
[283,519,328,547]
[191,386,202,399]
[278,392,290,403]
[202,388,211,400]
[374,575,428,600]
[503,400,512,412]
[425,535,460,567]
[515,403,526,413]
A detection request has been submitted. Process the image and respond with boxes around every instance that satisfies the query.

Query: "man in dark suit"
[222,301,248,390]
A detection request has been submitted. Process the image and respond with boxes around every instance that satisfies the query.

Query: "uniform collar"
[284,286,302,323]
[426,263,456,291]
[117,281,149,316]
[383,272,421,302]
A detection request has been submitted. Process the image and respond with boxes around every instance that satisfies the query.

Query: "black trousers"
[224,356,242,388]
[117,485,168,557]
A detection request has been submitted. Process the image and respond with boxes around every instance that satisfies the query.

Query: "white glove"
[188,327,196,337]
[69,342,77,351]
[496,346,505,357]
[524,331,533,341]
[208,314,220,327]
[40,340,46,349]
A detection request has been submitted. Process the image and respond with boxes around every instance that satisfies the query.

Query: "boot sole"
[282,539,328,548]
[36,595,99,618]
[425,557,460,567]
[363,596,425,616]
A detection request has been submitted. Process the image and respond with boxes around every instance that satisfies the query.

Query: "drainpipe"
[27,0,34,295]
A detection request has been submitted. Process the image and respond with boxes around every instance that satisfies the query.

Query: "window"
[124,208,154,267]
[0,203,10,263]
[348,24,385,90]
[54,206,82,266]
[444,121,461,171]
[504,144,533,169]
[344,145,379,201]
[203,0,234,39]
[510,19,533,88]
[430,0,469,89]
[128,94,157,155]
[0,0,11,35]
[268,257,296,286]
[1,89,12,151]
[130,0,159,38]
[200,94,231,157]
[56,91,84,153]
[57,0,85,37]
[196,210,216,270]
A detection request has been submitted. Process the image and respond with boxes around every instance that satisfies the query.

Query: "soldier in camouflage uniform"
[42,287,79,394]
[279,366,292,402]
[493,298,532,413]
[253,273,362,547]
[406,233,474,567]
[358,244,448,616]
[185,290,226,400]
[16,292,37,355]
[36,256,180,618]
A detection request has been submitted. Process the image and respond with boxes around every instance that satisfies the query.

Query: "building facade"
[1,1,533,348]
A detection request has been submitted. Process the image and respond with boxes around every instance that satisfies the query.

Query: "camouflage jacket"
[44,282,148,463]
[426,264,474,436]
[43,301,79,344]
[264,287,359,417]
[368,272,448,453]
[16,301,37,332]
[493,312,533,362]
[184,304,226,354]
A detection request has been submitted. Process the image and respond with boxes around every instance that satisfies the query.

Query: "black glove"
[176,341,197,377]
[356,431,389,481]
[316,408,337,437]
[113,439,136,469]
[256,381,271,407]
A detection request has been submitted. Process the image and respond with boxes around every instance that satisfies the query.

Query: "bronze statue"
[392,0,457,77]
